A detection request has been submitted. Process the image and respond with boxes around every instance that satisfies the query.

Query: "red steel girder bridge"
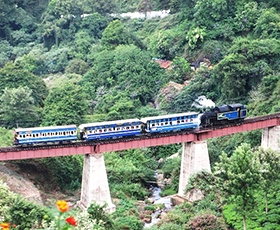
[0,113,279,161]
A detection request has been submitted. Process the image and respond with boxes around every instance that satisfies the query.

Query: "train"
[14,103,247,145]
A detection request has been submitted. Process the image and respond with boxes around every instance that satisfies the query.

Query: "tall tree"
[256,147,280,214]
[42,83,88,126]
[0,62,48,107]
[0,86,39,128]
[215,143,261,230]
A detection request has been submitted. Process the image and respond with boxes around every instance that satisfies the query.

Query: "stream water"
[144,172,172,229]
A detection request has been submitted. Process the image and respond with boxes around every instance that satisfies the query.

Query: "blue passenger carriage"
[14,125,77,145]
[141,112,200,133]
[79,119,142,140]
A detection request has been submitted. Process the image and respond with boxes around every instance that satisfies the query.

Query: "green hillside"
[1,0,280,229]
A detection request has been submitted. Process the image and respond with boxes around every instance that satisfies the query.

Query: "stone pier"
[79,154,115,213]
[178,141,211,198]
[262,126,280,151]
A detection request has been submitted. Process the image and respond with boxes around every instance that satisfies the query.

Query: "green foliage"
[215,143,261,229]
[65,59,89,75]
[42,83,88,126]
[40,155,83,191]
[80,13,110,39]
[93,90,141,120]
[234,2,260,35]
[156,202,194,228]
[147,28,184,59]
[0,179,18,222]
[213,53,250,101]
[81,45,167,106]
[168,57,191,83]
[9,197,52,230]
[248,74,280,116]
[41,47,70,73]
[0,127,14,147]
[105,149,157,200]
[101,20,143,50]
[0,40,13,68]
[161,157,181,195]
[0,180,52,229]
[0,62,48,107]
[112,198,143,230]
[186,27,206,50]
[87,202,114,229]
[0,87,40,128]
[208,130,262,167]
[254,8,280,39]
[167,64,218,113]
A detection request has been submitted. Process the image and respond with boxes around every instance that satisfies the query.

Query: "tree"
[256,147,280,214]
[101,20,143,50]
[215,143,261,230]
[0,62,48,107]
[138,0,153,18]
[42,83,88,126]
[0,87,39,128]
[253,8,280,39]
[0,127,14,147]
[213,53,250,100]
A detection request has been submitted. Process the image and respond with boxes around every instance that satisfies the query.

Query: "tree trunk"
[243,214,246,230]
[265,192,268,214]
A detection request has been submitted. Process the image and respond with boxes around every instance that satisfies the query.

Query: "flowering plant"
[0,222,17,230]
[41,200,77,230]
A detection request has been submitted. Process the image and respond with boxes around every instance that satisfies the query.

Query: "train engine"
[200,103,247,127]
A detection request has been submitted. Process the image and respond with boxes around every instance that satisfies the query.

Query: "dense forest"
[1,0,280,229]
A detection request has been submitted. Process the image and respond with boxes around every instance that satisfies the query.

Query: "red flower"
[66,216,77,226]
[56,200,69,212]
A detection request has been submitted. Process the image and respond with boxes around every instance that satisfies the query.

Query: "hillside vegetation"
[1,0,280,229]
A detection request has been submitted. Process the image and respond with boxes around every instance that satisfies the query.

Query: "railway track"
[1,113,280,153]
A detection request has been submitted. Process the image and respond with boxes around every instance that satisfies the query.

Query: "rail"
[1,112,280,153]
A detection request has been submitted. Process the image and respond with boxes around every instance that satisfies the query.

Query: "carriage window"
[126,127,129,130]
[136,126,139,128]
[152,124,155,127]
[63,131,66,135]
[104,129,107,132]
[36,134,39,137]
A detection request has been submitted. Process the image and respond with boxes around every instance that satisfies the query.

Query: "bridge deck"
[0,113,279,161]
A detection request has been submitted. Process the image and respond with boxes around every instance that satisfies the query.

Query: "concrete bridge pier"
[178,141,211,198]
[79,153,115,213]
[262,126,280,151]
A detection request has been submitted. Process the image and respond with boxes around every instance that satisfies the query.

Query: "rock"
[147,198,154,204]
[185,188,204,202]
[165,178,172,185]
[154,81,184,110]
[167,152,179,159]
[0,165,43,205]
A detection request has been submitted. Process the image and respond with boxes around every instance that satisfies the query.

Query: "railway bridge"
[0,113,280,212]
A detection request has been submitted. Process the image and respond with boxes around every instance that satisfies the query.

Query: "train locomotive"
[14,103,247,146]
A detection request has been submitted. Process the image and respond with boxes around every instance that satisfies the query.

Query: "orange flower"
[0,223,10,228]
[66,216,77,226]
[0,223,10,230]
[56,200,69,212]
